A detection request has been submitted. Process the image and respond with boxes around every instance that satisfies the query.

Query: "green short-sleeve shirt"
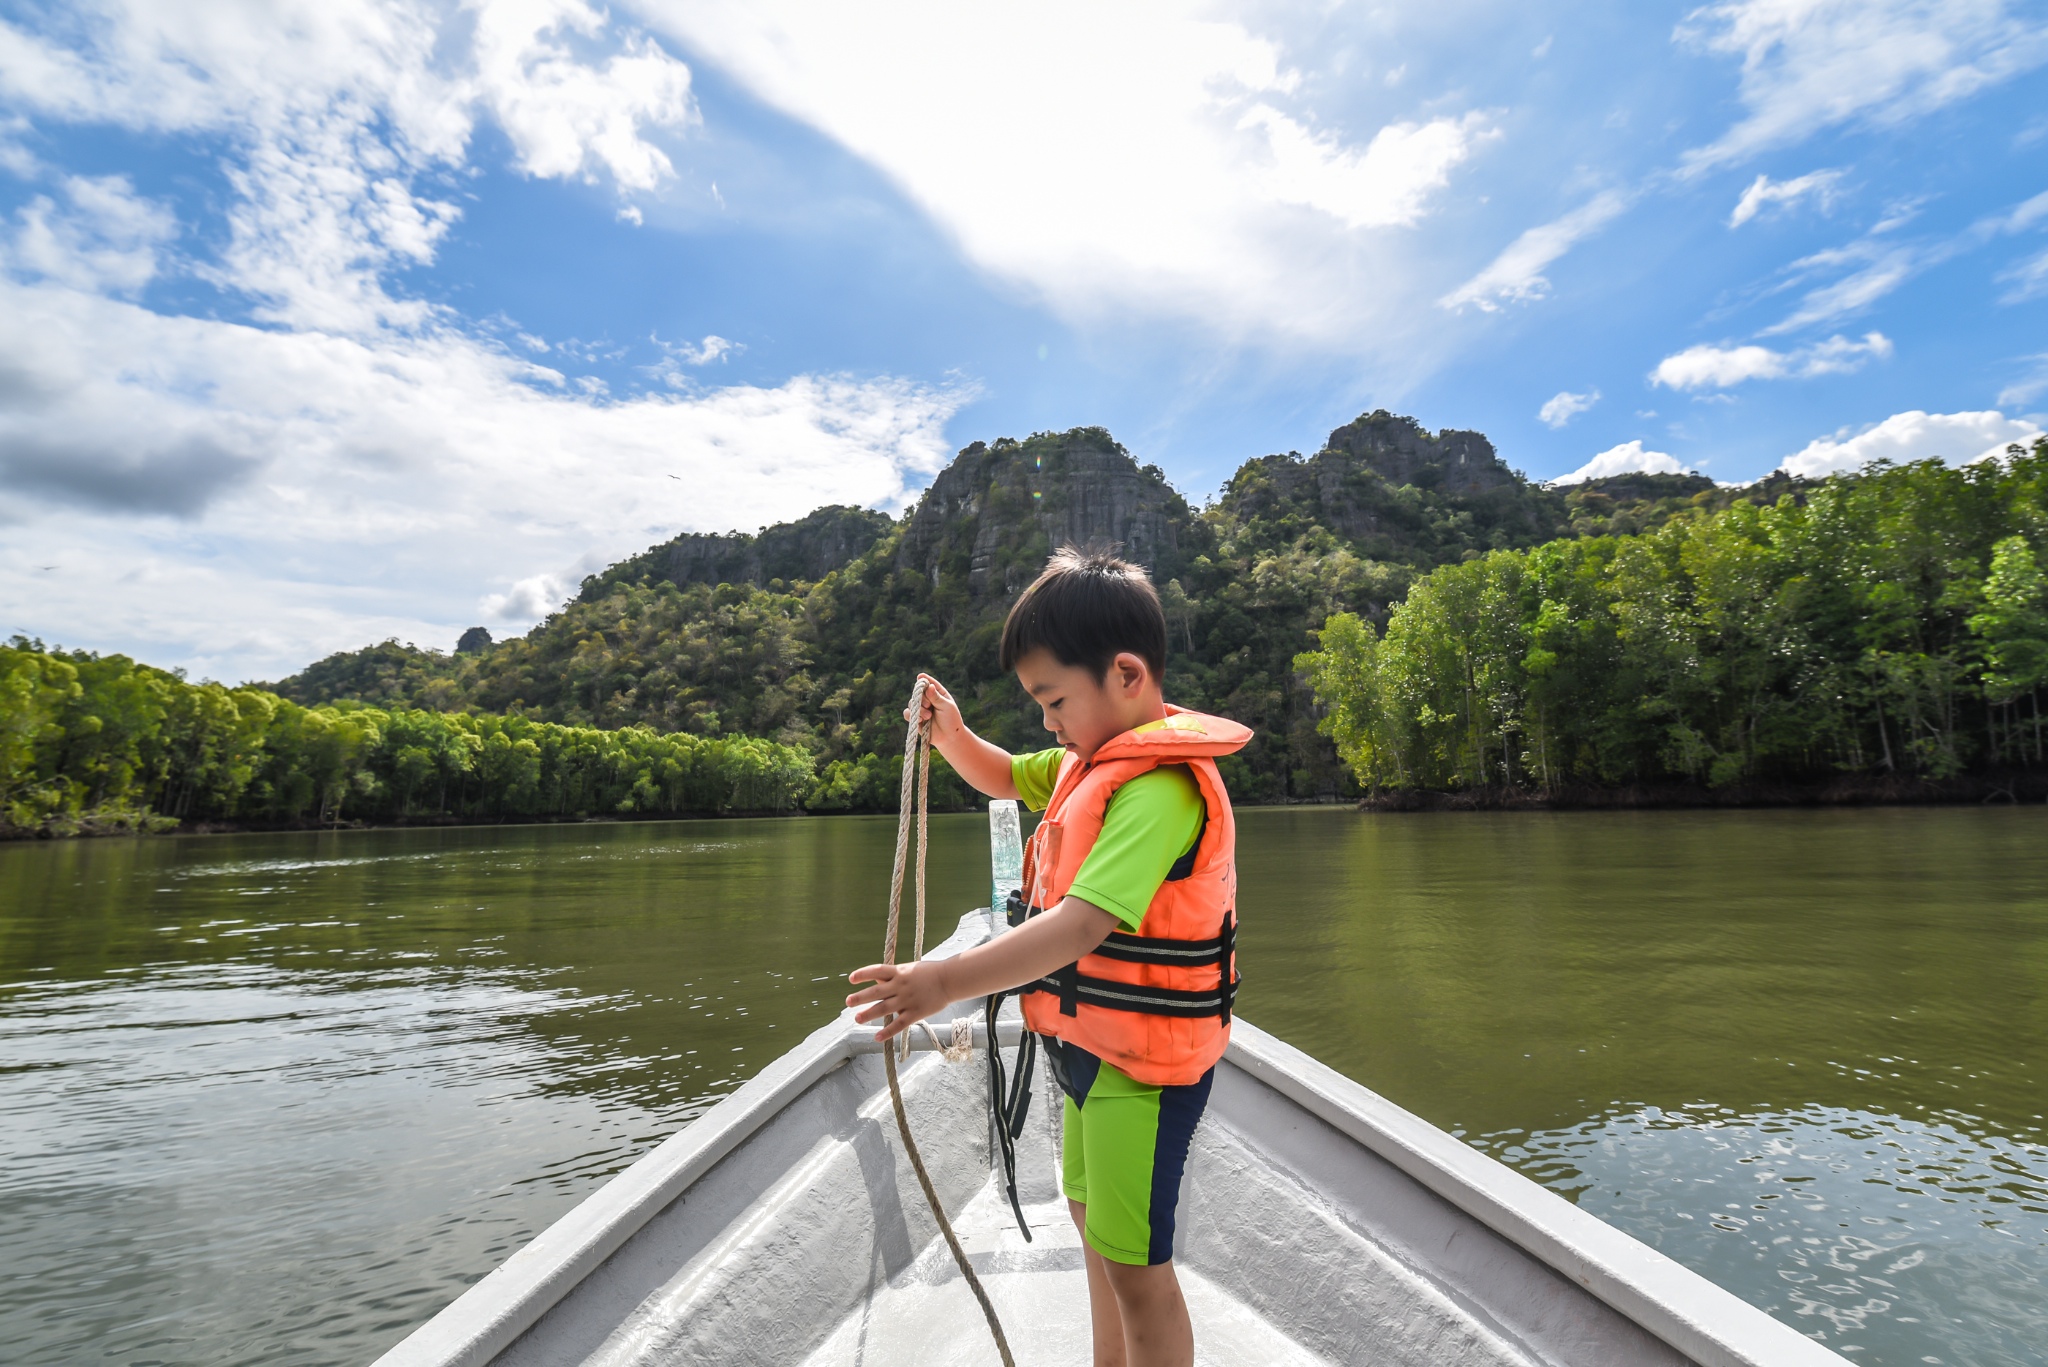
[1011,733,1205,932]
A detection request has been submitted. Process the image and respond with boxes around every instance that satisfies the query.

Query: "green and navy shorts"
[1048,1040,1215,1266]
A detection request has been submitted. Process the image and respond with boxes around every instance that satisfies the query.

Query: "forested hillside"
[0,641,815,837]
[273,412,1732,805]
[17,412,2033,836]
[1297,442,2048,800]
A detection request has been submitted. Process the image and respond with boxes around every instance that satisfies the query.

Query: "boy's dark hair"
[999,547,1168,681]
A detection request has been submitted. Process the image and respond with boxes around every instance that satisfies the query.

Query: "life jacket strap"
[1025,968,1241,1018]
[1015,906,1240,1021]
[1217,912,1237,1025]
[1090,926,1228,965]
[983,990,1036,1242]
[1050,959,1081,1016]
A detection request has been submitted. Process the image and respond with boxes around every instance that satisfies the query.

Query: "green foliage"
[44,411,1854,829]
[1559,471,1803,538]
[264,415,1826,807]
[34,411,1980,826]
[271,423,1519,804]
[0,640,815,837]
[268,638,462,711]
[577,504,896,601]
[0,647,89,831]
[1299,444,2048,790]
[1971,536,2048,698]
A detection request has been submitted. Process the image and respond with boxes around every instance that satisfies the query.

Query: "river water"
[2,807,2044,1366]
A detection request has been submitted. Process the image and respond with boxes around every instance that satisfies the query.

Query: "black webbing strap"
[983,990,1035,1241]
[1050,960,1079,1017]
[1014,897,1240,1021]
[1023,966,1238,1018]
[1218,912,1237,1024]
[1087,927,1229,966]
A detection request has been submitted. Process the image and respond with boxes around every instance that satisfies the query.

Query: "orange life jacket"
[1015,707,1251,1086]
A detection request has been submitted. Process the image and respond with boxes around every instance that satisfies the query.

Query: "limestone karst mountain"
[893,429,1195,599]
[271,413,1753,803]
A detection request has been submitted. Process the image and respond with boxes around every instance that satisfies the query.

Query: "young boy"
[847,547,1249,1367]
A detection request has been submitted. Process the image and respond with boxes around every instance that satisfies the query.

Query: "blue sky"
[2,0,2045,682]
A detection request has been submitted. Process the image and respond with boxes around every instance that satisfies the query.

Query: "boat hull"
[372,911,1845,1367]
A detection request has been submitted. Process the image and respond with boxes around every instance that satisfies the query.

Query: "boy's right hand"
[906,673,967,745]
[902,672,1020,800]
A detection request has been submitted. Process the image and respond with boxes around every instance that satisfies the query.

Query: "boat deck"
[800,1182,1332,1367]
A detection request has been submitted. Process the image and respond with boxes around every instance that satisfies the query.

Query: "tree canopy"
[271,416,1710,805]
[1296,442,2048,794]
[0,641,817,838]
[19,409,1985,837]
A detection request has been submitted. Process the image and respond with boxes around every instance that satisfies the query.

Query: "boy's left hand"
[846,961,950,1042]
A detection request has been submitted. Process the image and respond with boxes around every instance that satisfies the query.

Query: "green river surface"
[2,807,2045,1366]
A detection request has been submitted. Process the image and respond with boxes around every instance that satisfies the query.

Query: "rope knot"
[916,1014,977,1063]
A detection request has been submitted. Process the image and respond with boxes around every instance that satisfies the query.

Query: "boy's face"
[1013,647,1161,763]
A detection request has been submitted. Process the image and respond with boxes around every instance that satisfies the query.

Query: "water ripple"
[1492,1104,2048,1364]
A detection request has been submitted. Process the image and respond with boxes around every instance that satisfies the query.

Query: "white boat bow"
[370,896,1846,1367]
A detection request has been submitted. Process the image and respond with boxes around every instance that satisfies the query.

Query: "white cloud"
[1553,440,1690,485]
[0,0,698,332]
[1982,187,2048,234]
[1748,185,2048,334]
[1759,239,1919,335]
[1538,389,1600,428]
[1438,191,1630,312]
[1677,0,2048,174]
[1654,343,1784,388]
[6,173,174,291]
[1779,409,2044,478]
[674,334,736,365]
[0,277,969,680]
[1965,187,2048,302]
[481,573,574,622]
[629,1,1494,347]
[1998,353,2048,407]
[1651,331,1892,389]
[1998,245,2048,302]
[1246,106,1496,231]
[0,113,36,175]
[473,5,696,191]
[644,334,742,388]
[0,0,868,681]
[1729,169,1841,226]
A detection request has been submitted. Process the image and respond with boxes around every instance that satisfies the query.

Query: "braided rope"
[883,678,1017,1366]
[915,1014,977,1063]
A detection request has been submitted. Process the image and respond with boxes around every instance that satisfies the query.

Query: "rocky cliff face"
[895,428,1195,597]
[1326,409,1519,494]
[1219,410,1567,561]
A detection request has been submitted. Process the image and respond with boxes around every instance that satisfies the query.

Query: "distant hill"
[578,505,895,599]
[271,412,1782,803]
